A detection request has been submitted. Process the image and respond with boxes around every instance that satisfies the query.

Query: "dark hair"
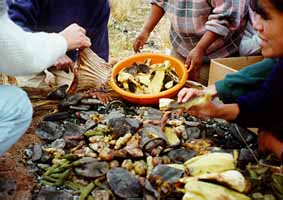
[250,0,283,15]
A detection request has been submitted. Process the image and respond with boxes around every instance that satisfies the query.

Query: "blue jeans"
[0,85,32,155]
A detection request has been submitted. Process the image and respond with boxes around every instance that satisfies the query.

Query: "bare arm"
[195,31,219,52]
[143,4,165,33]
[186,31,220,80]
[215,103,240,121]
[186,101,240,121]
[133,4,165,52]
[177,84,218,104]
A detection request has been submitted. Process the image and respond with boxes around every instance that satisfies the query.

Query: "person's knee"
[0,86,33,122]
[14,87,33,121]
[0,86,33,155]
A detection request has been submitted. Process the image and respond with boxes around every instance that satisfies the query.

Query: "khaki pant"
[170,49,210,86]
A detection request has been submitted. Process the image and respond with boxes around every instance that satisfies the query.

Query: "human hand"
[258,131,273,152]
[185,47,205,81]
[133,30,150,53]
[177,87,205,103]
[88,90,112,104]
[60,23,91,51]
[54,55,74,72]
[258,131,283,159]
[44,69,56,87]
[186,101,219,119]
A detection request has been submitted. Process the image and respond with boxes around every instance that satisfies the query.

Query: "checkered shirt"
[151,0,249,59]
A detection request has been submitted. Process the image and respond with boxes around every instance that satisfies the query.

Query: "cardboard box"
[208,56,264,85]
[209,56,264,134]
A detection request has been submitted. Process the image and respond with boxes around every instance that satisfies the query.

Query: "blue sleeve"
[235,59,283,131]
[7,0,41,32]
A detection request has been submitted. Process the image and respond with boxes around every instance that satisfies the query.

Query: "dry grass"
[109,0,140,22]
[155,17,171,50]
[109,0,171,61]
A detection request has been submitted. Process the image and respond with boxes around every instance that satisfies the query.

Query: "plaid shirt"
[151,0,249,59]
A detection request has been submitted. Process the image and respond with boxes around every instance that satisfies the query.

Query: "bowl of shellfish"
[110,53,188,105]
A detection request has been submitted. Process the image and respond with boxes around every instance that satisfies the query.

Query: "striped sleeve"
[150,0,164,8]
[205,0,248,37]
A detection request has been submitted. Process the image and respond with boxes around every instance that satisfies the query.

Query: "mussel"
[106,168,142,198]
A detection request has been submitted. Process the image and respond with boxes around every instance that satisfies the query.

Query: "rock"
[35,187,73,200]
[32,144,43,162]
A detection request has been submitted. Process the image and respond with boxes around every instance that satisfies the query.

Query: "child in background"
[133,0,249,85]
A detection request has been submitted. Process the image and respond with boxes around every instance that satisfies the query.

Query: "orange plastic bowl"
[110,53,188,105]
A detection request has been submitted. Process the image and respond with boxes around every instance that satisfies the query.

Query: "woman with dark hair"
[177,0,283,160]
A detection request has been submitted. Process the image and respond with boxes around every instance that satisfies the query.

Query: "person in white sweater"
[0,0,91,155]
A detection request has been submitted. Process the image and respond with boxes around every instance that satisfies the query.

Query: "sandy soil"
[1,110,46,200]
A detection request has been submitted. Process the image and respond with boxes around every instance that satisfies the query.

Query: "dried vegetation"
[109,0,171,60]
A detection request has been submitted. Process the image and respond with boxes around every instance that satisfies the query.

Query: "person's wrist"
[274,143,283,160]
[269,135,283,159]
[142,27,151,35]
[194,45,206,53]
[216,104,239,121]
[204,85,218,97]
[214,104,225,118]
[209,104,219,118]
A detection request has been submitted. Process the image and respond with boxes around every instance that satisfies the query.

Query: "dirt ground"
[108,0,171,60]
[1,111,46,200]
[0,92,59,200]
[0,1,170,199]
[0,121,41,200]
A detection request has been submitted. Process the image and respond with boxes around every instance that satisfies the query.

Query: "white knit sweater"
[0,1,67,76]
